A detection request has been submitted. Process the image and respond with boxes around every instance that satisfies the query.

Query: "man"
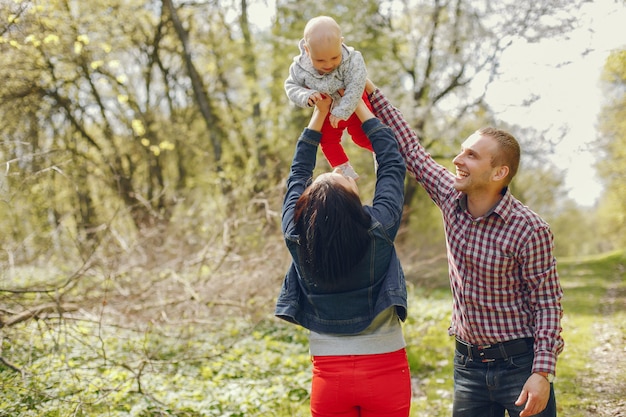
[366,81,564,417]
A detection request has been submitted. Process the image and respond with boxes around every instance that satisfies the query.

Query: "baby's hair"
[303,16,342,48]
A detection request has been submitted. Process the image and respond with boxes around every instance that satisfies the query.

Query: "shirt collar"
[456,187,513,222]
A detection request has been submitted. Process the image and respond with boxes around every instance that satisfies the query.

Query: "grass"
[0,251,624,416]
[554,250,626,416]
[403,286,454,417]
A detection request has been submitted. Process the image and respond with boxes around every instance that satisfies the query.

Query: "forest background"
[0,0,625,416]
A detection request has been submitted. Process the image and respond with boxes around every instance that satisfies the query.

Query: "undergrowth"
[1,251,624,416]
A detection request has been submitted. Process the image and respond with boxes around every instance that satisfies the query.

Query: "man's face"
[452,132,500,193]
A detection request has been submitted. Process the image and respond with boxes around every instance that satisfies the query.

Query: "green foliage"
[509,149,606,257]
[1,1,621,413]
[404,287,455,416]
[2,251,625,415]
[0,316,312,416]
[548,203,603,257]
[596,48,626,248]
[555,250,626,415]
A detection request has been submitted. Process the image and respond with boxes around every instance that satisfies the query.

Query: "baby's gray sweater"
[284,39,367,121]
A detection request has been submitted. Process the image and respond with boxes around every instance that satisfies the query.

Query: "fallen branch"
[0,356,22,374]
[0,302,80,328]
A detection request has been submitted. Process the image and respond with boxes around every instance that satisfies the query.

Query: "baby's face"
[305,38,343,75]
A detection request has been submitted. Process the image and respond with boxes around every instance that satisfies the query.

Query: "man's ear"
[493,165,509,182]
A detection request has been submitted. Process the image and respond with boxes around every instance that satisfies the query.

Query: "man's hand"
[515,373,551,417]
[353,98,374,123]
[364,79,376,95]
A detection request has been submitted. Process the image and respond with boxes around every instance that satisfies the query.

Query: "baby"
[284,16,374,179]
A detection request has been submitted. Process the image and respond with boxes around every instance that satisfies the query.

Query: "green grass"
[404,286,455,417]
[1,251,624,416]
[554,250,626,416]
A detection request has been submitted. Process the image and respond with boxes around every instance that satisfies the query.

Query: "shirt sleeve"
[522,226,565,375]
[369,89,454,207]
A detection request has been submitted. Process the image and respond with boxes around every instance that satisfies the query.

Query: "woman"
[275,94,411,417]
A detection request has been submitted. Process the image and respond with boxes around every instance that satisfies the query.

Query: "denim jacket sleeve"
[282,128,321,236]
[361,118,406,240]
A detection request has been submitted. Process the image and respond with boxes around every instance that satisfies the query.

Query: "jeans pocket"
[508,351,534,370]
[454,350,469,368]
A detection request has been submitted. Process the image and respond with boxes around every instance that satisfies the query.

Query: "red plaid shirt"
[370,89,564,374]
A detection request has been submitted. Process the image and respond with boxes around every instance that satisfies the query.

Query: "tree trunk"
[162,0,225,170]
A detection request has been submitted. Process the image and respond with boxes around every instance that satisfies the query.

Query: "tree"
[378,0,589,207]
[0,1,608,414]
[595,48,626,248]
[271,0,587,211]
[1,0,177,240]
[0,0,275,255]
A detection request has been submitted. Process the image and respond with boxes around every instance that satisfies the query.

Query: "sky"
[248,0,626,207]
[483,0,626,206]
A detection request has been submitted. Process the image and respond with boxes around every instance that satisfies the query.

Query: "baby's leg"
[320,116,350,168]
[346,91,375,152]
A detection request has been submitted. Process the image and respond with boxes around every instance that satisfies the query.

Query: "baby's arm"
[285,63,320,108]
[330,51,367,123]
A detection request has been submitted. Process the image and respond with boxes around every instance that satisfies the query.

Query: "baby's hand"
[329,114,344,128]
[307,92,324,107]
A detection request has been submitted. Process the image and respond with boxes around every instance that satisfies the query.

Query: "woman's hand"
[315,94,332,113]
[307,91,325,107]
[307,94,333,132]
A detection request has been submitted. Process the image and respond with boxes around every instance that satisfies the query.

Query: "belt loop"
[457,338,473,360]
[498,343,508,359]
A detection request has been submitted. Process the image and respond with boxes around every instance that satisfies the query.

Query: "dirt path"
[586,267,626,416]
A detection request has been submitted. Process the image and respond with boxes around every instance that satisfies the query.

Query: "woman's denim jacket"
[275,118,407,334]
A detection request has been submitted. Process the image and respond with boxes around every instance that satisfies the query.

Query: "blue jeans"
[453,348,556,417]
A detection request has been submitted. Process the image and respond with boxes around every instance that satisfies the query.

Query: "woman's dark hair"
[293,178,371,287]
